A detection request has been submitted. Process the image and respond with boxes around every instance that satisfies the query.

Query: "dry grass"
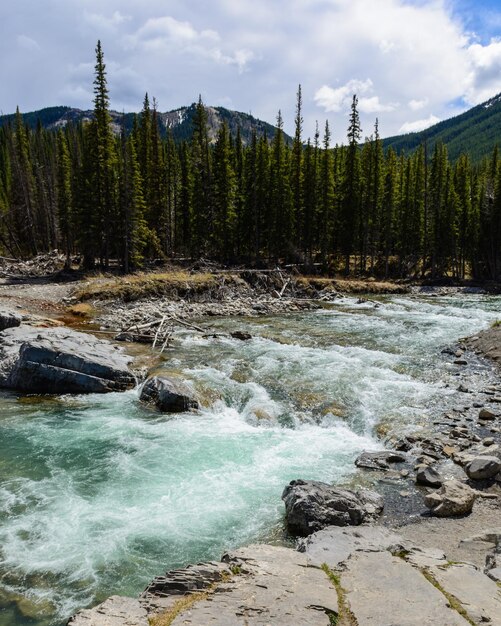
[148,592,209,626]
[74,271,220,302]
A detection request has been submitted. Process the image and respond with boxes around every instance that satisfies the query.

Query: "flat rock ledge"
[0,326,135,394]
[282,479,384,536]
[67,526,501,626]
[67,544,338,626]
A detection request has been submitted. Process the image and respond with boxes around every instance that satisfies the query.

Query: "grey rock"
[140,376,199,412]
[479,408,498,420]
[66,595,149,625]
[0,326,135,394]
[282,479,384,536]
[465,455,501,480]
[142,561,230,598]
[0,311,21,331]
[145,545,337,625]
[424,479,477,517]
[299,525,402,567]
[416,465,443,488]
[430,563,501,625]
[355,450,406,470]
[342,551,469,625]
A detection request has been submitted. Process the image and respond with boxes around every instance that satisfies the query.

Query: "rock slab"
[342,551,469,625]
[282,479,383,536]
[66,595,148,626]
[0,326,135,394]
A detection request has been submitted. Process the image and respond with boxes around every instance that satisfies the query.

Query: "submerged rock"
[355,450,406,470]
[282,479,384,536]
[140,376,199,412]
[424,479,476,517]
[0,326,135,394]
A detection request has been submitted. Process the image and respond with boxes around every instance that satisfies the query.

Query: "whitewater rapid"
[0,293,499,626]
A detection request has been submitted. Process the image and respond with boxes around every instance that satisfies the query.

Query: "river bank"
[1,273,501,625]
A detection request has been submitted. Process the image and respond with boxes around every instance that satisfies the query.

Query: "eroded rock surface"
[282,479,383,535]
[0,326,135,394]
[67,595,149,626]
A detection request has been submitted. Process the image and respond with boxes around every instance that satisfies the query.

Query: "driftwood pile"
[0,251,67,279]
[115,312,206,350]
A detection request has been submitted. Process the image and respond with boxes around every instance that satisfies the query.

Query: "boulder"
[416,466,443,488]
[140,376,199,412]
[0,311,21,332]
[0,326,135,394]
[281,479,384,536]
[465,456,501,480]
[355,450,406,470]
[479,408,498,420]
[424,479,477,517]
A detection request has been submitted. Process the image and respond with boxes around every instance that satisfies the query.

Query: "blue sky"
[2,0,501,142]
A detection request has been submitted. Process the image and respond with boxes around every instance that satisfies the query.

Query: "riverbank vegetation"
[1,42,501,281]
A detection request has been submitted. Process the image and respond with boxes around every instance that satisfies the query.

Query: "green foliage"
[383,93,501,163]
[2,44,501,281]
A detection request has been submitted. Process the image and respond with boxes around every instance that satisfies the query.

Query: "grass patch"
[74,271,221,302]
[321,563,358,626]
[420,568,475,626]
[148,592,209,626]
[492,320,501,328]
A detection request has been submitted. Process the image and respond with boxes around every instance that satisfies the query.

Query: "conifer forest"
[1,42,501,281]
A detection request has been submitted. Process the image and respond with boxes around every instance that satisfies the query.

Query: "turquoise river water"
[0,294,500,625]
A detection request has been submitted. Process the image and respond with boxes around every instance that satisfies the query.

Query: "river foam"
[0,293,499,625]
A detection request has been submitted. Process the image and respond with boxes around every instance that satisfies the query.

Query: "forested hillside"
[0,103,288,146]
[383,94,501,162]
[1,42,501,281]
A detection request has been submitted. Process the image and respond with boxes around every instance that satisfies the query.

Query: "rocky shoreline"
[1,275,501,625]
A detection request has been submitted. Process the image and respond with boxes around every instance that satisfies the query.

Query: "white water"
[0,294,499,625]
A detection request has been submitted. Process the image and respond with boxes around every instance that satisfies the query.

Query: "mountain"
[0,104,290,146]
[383,93,501,162]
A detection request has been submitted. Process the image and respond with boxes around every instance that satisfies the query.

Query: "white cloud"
[399,114,441,133]
[5,0,501,141]
[17,35,40,51]
[358,96,397,114]
[314,79,373,112]
[84,11,130,30]
[465,38,501,105]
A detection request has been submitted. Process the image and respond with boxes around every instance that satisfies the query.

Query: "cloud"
[465,38,501,105]
[17,35,40,51]
[409,98,428,111]
[314,79,373,112]
[3,0,501,142]
[399,114,441,133]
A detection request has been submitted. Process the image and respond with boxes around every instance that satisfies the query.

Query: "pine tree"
[340,95,362,274]
[291,85,303,250]
[56,129,73,267]
[191,96,212,256]
[319,121,334,266]
[269,110,293,260]
[212,122,236,260]
[80,41,118,269]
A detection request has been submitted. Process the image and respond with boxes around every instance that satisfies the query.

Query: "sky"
[2,0,501,142]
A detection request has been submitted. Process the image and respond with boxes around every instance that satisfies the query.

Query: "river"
[0,293,500,625]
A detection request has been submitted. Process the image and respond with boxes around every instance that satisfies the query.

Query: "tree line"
[1,41,501,280]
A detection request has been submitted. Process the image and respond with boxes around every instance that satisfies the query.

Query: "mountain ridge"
[0,103,291,146]
[382,93,501,162]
